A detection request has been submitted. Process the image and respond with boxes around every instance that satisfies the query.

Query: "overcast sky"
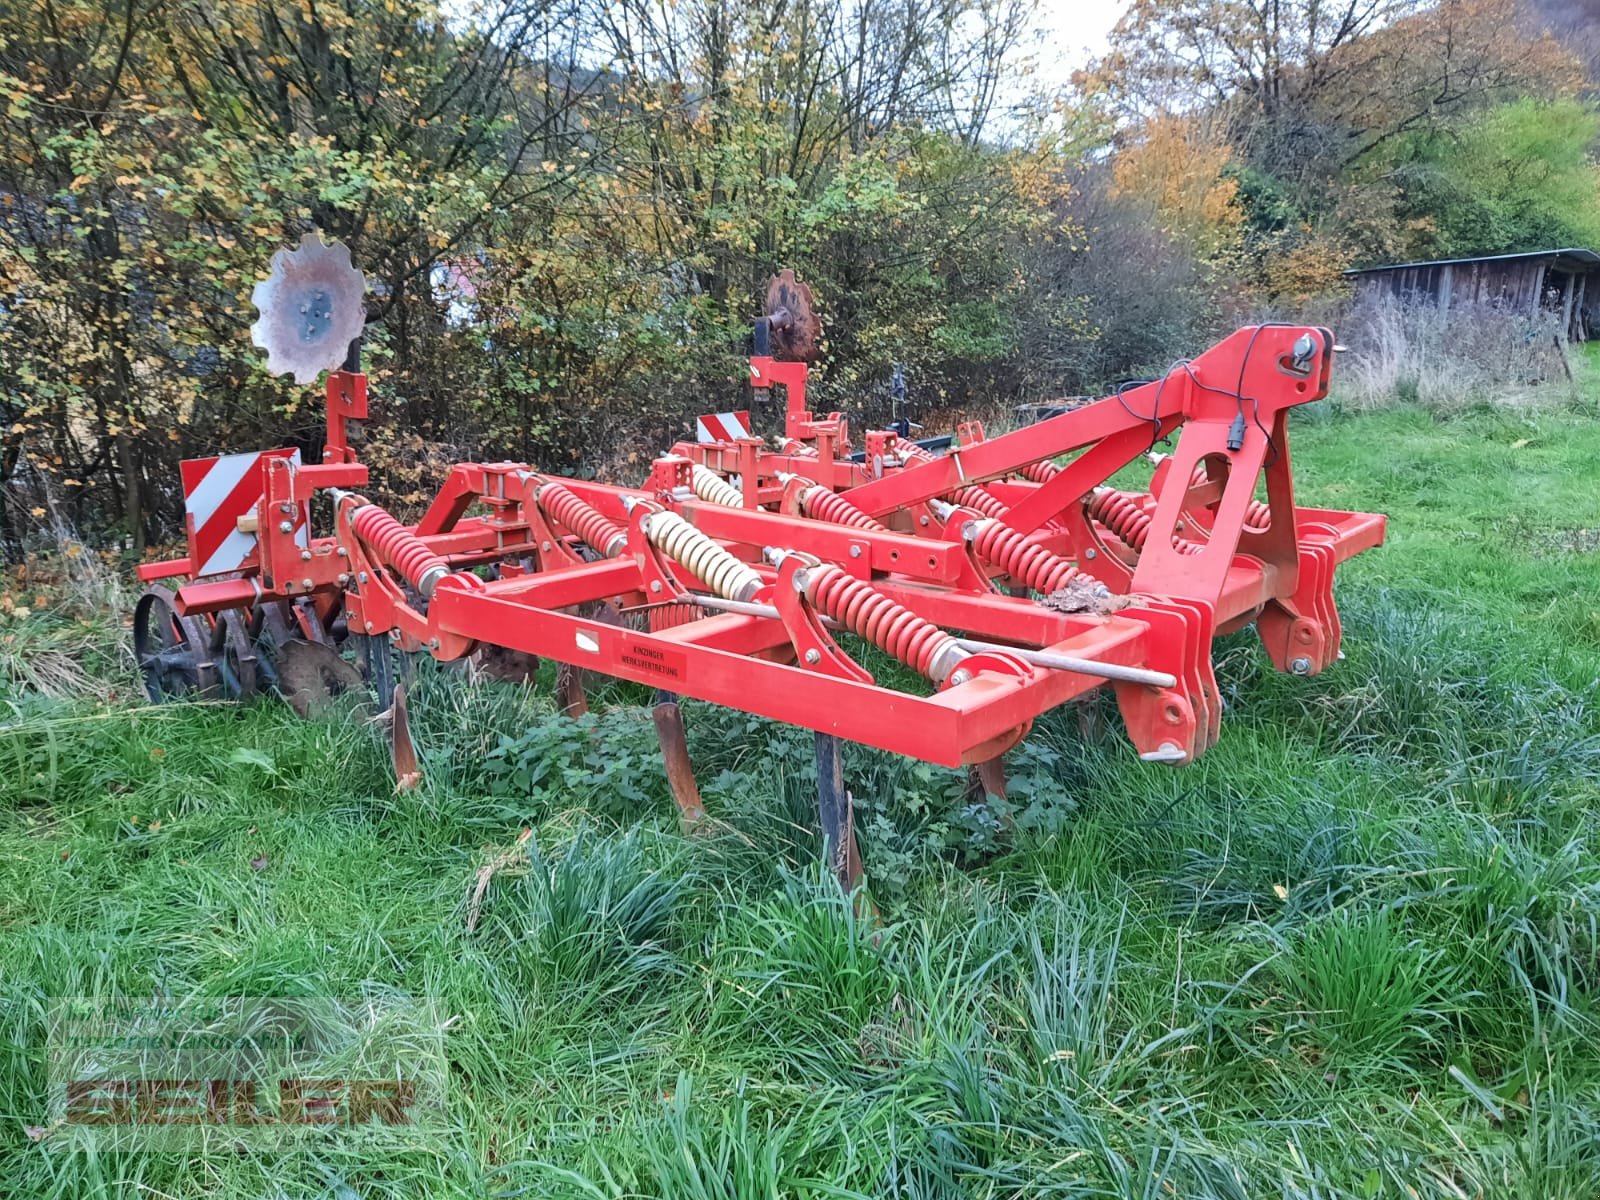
[1030,0,1129,91]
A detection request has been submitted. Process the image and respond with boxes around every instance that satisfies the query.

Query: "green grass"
[5,376,1600,1197]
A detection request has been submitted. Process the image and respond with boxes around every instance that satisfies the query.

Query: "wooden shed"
[1344,248,1600,341]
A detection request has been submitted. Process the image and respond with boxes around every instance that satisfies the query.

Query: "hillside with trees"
[1,0,1596,554]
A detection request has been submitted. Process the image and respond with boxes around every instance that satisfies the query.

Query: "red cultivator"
[134,244,1385,893]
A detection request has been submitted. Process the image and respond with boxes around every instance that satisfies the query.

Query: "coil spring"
[900,442,1009,517]
[780,438,819,457]
[1088,489,1201,556]
[351,504,448,592]
[950,484,1008,519]
[1020,460,1060,483]
[972,520,1098,595]
[802,485,889,532]
[1188,465,1270,530]
[538,482,626,556]
[649,600,708,632]
[690,463,745,509]
[645,510,763,602]
[1088,488,1153,549]
[804,564,962,681]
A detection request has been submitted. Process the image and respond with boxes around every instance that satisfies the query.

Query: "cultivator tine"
[815,733,866,898]
[359,633,396,713]
[389,684,422,792]
[555,663,589,717]
[966,756,1011,831]
[652,690,707,829]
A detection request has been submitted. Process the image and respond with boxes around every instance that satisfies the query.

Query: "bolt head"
[358,571,368,583]
[919,515,929,526]
[542,541,553,552]
[337,546,348,557]
[364,621,374,632]
[650,580,662,593]
[302,578,314,590]
[1291,656,1312,675]
[300,550,312,561]
[1084,548,1096,560]
[949,668,972,686]
[804,648,821,665]
[278,521,294,533]
[849,545,862,558]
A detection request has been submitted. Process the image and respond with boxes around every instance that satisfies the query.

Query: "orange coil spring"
[351,504,447,591]
[950,484,1007,519]
[803,486,888,532]
[539,482,625,555]
[971,521,1096,595]
[804,564,958,680]
[1088,489,1201,556]
[1020,461,1060,483]
[1188,465,1270,530]
[1088,489,1153,549]
[649,601,707,632]
[902,443,1008,517]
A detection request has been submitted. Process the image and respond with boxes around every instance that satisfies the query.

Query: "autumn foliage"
[0,0,1594,555]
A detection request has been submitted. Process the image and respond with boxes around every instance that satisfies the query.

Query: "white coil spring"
[644,511,763,601]
[690,463,745,509]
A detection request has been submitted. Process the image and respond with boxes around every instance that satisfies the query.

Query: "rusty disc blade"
[275,638,365,717]
[250,232,368,384]
[764,269,821,362]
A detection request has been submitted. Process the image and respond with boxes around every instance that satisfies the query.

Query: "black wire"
[1114,365,1181,450]
[1233,322,1304,468]
[1111,323,1312,465]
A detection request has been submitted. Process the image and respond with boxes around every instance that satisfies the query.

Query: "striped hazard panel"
[695,411,753,444]
[179,448,305,577]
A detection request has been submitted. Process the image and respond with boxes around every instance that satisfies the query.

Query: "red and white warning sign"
[695,410,753,444]
[179,448,305,577]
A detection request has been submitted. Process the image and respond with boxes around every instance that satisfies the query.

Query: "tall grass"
[3,394,1600,1196]
[1332,295,1569,411]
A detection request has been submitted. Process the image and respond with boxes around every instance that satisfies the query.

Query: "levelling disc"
[250,232,368,384]
[763,269,821,361]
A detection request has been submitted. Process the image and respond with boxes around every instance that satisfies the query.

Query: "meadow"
[3,380,1600,1198]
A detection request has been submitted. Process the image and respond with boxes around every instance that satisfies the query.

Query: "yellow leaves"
[1111,114,1243,262]
[1259,235,1355,303]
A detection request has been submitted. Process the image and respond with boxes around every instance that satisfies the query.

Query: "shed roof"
[1344,248,1600,277]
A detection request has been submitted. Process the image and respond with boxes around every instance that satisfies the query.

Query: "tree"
[1079,0,1584,297]
[1385,97,1600,257]
[1109,112,1244,263]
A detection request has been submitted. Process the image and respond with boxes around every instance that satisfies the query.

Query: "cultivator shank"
[135,248,1384,894]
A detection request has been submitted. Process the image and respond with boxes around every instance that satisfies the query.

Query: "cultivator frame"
[134,250,1384,894]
